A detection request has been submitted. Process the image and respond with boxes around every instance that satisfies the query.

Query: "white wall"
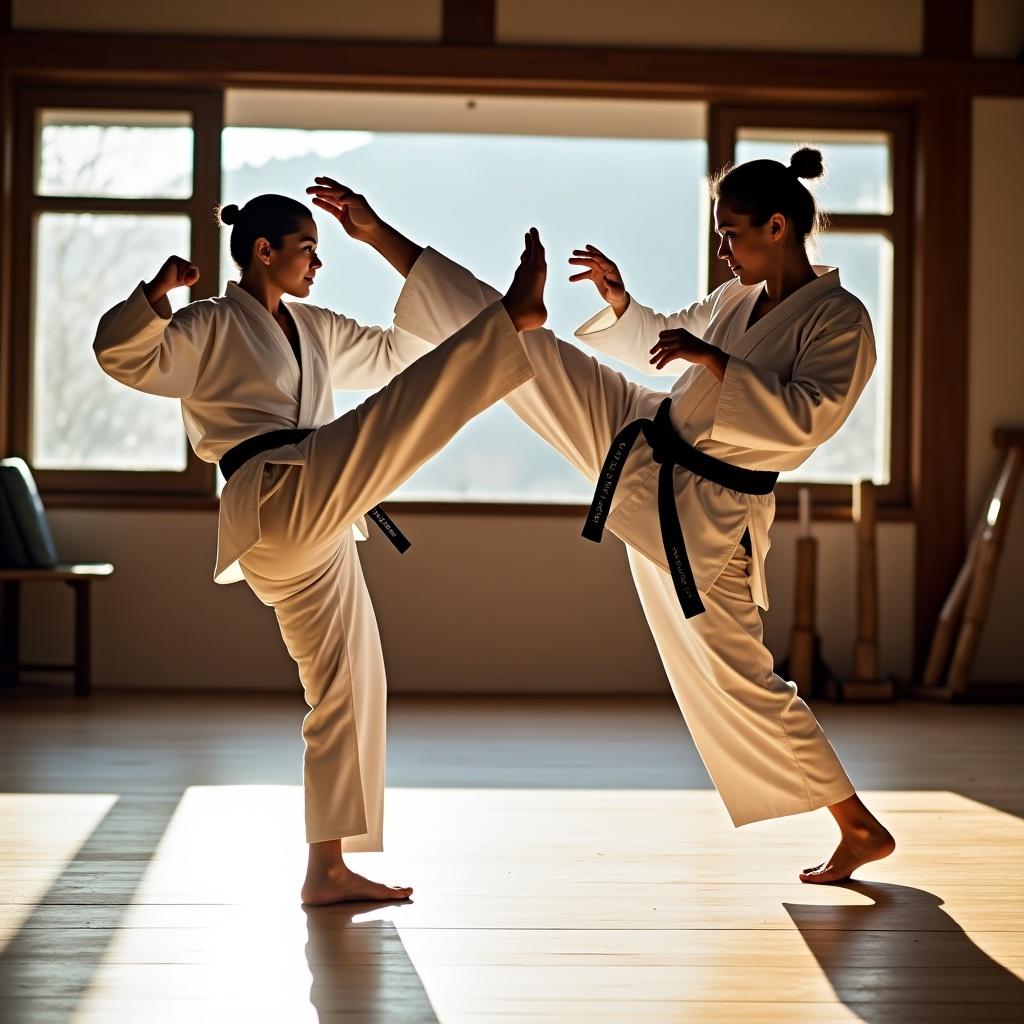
[495,0,923,54]
[967,99,1024,681]
[23,509,914,693]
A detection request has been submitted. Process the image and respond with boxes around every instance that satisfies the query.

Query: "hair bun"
[218,203,241,226]
[789,148,824,180]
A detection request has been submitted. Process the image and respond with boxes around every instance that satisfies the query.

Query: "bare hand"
[147,255,199,296]
[568,244,628,316]
[650,329,714,371]
[305,177,382,242]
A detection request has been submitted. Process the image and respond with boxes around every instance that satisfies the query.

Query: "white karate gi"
[94,266,533,846]
[395,248,875,825]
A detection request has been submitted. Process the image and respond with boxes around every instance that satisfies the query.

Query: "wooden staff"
[853,479,880,682]
[827,479,894,700]
[789,489,817,698]
[917,429,1024,700]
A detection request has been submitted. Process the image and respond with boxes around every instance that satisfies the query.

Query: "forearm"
[368,223,423,278]
[141,280,172,319]
[699,344,730,382]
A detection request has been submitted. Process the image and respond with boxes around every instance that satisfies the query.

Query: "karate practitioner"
[93,193,547,904]
[308,150,895,883]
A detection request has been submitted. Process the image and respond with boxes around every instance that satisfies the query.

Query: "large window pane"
[735,130,891,214]
[38,109,193,199]
[222,127,707,501]
[782,231,893,485]
[32,213,192,471]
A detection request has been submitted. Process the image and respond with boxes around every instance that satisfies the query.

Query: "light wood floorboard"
[1,691,1022,1022]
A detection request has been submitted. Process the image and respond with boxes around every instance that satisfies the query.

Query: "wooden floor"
[1,690,1022,1023]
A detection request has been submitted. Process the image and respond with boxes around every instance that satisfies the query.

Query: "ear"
[254,237,273,266]
[769,213,788,244]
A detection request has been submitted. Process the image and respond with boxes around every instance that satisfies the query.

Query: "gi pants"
[239,303,533,846]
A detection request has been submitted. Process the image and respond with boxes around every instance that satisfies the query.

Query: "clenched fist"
[143,255,199,316]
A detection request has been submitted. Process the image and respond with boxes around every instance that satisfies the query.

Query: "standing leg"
[245,535,409,905]
[627,543,893,880]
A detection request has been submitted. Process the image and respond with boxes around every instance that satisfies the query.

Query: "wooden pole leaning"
[827,480,895,700]
[915,429,1024,700]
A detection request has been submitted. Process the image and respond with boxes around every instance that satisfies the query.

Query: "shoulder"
[815,285,873,335]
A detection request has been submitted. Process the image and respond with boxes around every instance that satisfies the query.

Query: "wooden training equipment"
[778,488,836,698]
[916,429,1024,700]
[826,480,895,701]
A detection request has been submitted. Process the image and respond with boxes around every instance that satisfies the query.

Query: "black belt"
[582,399,777,619]
[219,428,411,554]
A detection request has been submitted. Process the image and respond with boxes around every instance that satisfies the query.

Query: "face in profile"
[714,200,788,287]
[258,216,323,298]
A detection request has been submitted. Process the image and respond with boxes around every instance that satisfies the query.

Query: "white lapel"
[224,281,303,409]
[676,267,841,427]
[284,301,315,429]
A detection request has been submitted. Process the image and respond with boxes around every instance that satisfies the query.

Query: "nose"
[312,254,322,269]
[716,237,729,261]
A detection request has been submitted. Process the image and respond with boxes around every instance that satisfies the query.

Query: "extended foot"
[800,822,895,884]
[301,866,413,907]
[502,227,547,331]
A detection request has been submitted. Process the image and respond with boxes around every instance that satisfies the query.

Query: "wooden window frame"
[708,104,914,520]
[8,85,222,499]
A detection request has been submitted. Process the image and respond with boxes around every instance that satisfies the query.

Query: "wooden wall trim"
[443,0,495,47]
[912,91,971,678]
[1,31,1022,99]
[924,0,974,61]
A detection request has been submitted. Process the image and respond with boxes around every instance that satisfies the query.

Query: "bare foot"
[800,822,896,884]
[502,227,547,331]
[301,865,413,907]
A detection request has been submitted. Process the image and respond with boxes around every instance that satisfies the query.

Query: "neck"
[761,250,817,304]
[237,273,283,316]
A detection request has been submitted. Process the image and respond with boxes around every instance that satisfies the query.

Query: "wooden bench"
[0,563,113,698]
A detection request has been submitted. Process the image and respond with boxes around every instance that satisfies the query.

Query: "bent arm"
[93,284,209,398]
[710,324,876,452]
[573,289,723,378]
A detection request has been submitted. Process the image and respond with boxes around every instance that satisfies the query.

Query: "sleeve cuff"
[574,295,641,345]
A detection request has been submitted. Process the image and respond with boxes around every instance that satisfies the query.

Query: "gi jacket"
[93,268,439,583]
[395,248,876,609]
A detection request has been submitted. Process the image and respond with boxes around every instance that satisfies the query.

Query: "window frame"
[7,87,914,518]
[708,104,914,517]
[8,85,223,498]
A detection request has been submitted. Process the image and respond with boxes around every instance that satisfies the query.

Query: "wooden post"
[827,480,895,700]
[790,535,817,698]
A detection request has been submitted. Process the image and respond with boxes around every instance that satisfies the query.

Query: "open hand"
[568,244,628,316]
[305,177,382,242]
[650,328,712,371]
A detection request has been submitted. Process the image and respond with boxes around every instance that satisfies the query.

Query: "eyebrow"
[299,236,318,244]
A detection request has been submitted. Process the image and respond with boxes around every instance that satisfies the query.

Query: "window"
[709,107,912,509]
[222,90,708,502]
[9,88,222,497]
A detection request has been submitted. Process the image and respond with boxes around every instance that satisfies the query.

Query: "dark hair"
[217,194,314,269]
[710,147,826,242]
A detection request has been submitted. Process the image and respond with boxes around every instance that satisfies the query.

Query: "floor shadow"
[304,900,439,1023]
[785,881,1024,1023]
[0,793,180,1024]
